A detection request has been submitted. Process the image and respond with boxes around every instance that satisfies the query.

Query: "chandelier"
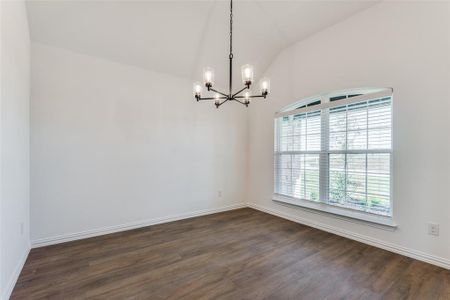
[193,0,270,108]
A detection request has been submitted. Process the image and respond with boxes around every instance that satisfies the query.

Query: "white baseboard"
[1,243,30,300]
[31,203,246,248]
[247,202,450,270]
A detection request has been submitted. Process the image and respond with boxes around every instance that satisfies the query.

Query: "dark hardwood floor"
[11,208,450,299]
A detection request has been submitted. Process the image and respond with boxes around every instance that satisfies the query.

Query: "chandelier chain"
[229,0,233,57]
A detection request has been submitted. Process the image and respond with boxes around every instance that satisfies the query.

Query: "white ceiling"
[26,0,378,87]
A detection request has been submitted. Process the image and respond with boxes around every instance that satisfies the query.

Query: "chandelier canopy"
[193,0,270,108]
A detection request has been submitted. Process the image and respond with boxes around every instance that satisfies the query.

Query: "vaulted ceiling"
[26,0,378,87]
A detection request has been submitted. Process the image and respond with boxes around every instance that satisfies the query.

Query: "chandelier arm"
[235,94,266,99]
[216,98,229,108]
[233,98,248,105]
[232,86,249,98]
[209,88,229,98]
[198,96,227,101]
[233,98,250,107]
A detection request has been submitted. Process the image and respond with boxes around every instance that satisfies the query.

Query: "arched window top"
[280,87,390,113]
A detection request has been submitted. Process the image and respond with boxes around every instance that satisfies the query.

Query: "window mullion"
[344,107,348,205]
[304,114,308,199]
[319,105,329,203]
[365,103,369,208]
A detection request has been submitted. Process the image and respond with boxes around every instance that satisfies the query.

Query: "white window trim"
[272,193,397,228]
[275,89,393,117]
[273,88,395,227]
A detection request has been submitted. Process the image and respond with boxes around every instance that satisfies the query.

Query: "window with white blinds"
[275,111,321,201]
[274,89,393,220]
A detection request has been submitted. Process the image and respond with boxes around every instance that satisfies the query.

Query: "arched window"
[273,88,394,226]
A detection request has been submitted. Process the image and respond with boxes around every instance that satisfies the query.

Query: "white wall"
[247,1,450,266]
[30,43,248,243]
[0,0,31,298]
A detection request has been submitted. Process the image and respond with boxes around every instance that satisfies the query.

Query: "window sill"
[272,194,397,228]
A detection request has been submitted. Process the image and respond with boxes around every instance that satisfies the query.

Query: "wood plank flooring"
[11,208,450,299]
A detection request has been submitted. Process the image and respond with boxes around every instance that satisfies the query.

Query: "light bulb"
[241,64,254,85]
[260,77,270,95]
[244,91,251,104]
[214,93,220,105]
[203,67,214,87]
[193,82,202,97]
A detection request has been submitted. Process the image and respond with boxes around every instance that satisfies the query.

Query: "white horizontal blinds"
[274,89,392,217]
[327,97,392,216]
[274,111,321,201]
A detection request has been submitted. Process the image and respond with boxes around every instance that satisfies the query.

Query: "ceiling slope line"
[255,0,381,78]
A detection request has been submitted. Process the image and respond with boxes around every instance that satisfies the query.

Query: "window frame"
[273,88,396,227]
